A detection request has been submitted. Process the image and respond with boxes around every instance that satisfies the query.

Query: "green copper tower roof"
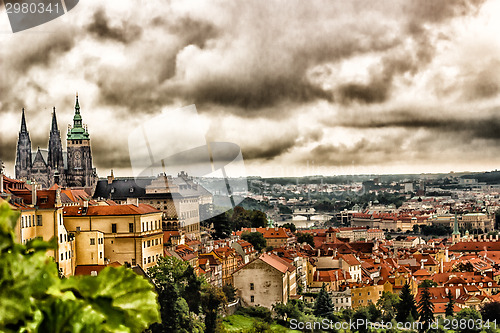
[67,93,90,140]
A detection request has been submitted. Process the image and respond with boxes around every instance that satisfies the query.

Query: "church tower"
[66,94,95,187]
[15,108,32,180]
[452,212,461,244]
[47,107,65,178]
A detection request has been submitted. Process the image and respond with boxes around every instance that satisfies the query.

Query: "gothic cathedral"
[15,94,97,188]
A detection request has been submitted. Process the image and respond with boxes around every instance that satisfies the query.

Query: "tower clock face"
[75,151,82,160]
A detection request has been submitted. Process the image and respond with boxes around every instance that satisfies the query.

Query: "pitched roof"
[63,203,160,216]
[258,253,296,274]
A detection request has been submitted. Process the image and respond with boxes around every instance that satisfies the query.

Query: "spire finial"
[51,107,59,132]
[20,108,28,133]
[75,92,80,112]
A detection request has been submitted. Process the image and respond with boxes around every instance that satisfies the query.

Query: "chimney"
[127,197,139,207]
[32,181,37,206]
[107,169,114,185]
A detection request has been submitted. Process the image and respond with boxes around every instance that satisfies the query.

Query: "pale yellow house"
[63,203,163,269]
[351,282,393,308]
[9,187,75,277]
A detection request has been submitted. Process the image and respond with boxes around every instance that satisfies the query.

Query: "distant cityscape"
[2,99,500,326]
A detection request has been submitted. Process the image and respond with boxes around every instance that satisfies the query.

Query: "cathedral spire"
[75,92,80,113]
[51,107,59,133]
[20,108,28,133]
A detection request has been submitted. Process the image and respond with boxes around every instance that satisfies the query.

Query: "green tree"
[313,285,334,318]
[419,279,437,288]
[201,284,227,333]
[455,307,481,333]
[148,256,204,332]
[281,223,296,233]
[222,284,237,303]
[272,302,303,322]
[241,231,267,252]
[0,202,160,332]
[377,291,401,322]
[417,286,434,331]
[396,283,417,323]
[210,212,232,239]
[480,301,500,323]
[453,262,474,272]
[297,233,315,247]
[367,302,382,322]
[353,306,370,333]
[445,290,455,317]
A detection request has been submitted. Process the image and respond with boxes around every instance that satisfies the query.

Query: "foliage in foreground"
[0,202,160,332]
[147,256,227,333]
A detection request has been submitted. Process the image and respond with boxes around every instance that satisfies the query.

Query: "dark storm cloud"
[9,29,76,73]
[331,107,500,142]
[87,8,142,44]
[242,136,298,160]
[90,137,132,170]
[0,136,16,163]
[305,136,405,166]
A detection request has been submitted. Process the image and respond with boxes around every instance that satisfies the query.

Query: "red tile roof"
[63,204,160,216]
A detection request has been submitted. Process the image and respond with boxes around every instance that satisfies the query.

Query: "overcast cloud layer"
[1,0,500,177]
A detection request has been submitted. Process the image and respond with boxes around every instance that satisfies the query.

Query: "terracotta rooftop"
[63,203,160,216]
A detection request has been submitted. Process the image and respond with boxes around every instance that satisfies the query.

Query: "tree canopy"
[241,231,267,252]
[417,286,434,331]
[396,283,418,323]
[296,233,315,248]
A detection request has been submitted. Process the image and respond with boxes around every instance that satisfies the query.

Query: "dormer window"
[130,187,134,193]
[111,188,115,193]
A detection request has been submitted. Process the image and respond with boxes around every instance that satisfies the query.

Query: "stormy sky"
[1,0,500,177]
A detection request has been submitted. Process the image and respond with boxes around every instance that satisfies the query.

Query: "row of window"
[60,250,73,261]
[90,237,104,245]
[357,290,382,297]
[180,210,199,220]
[142,220,161,232]
[21,215,42,228]
[143,237,162,248]
[143,253,161,265]
[335,298,349,303]
[22,236,41,244]
[59,233,68,243]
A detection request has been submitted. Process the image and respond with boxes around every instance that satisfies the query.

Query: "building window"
[37,215,42,226]
[132,259,136,266]
[100,252,103,259]
[90,238,95,245]
[76,226,81,232]
[61,253,64,261]
[129,223,134,233]
[148,256,151,263]
[28,215,31,227]
[250,283,254,290]
[148,240,151,247]
[112,224,117,233]
[144,258,147,265]
[250,296,254,303]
